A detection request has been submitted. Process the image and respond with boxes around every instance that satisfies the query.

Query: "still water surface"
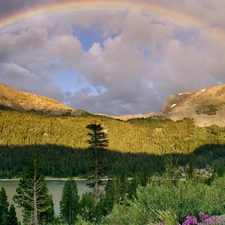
[0,179,91,223]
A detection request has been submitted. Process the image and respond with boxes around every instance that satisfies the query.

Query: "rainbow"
[0,0,224,41]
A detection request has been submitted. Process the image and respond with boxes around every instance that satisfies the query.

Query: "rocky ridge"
[159,84,225,127]
[0,83,81,116]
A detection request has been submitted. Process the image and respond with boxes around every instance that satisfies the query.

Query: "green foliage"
[76,215,96,225]
[0,187,9,225]
[0,188,19,225]
[60,177,80,224]
[204,176,225,215]
[100,171,225,225]
[196,104,223,115]
[1,95,9,101]
[8,204,19,225]
[99,173,132,217]
[79,192,95,222]
[101,197,147,225]
[1,109,225,178]
[16,93,27,101]
[86,123,108,207]
[13,154,54,225]
[153,210,178,225]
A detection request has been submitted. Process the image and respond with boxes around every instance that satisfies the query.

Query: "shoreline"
[0,177,110,181]
[0,177,87,181]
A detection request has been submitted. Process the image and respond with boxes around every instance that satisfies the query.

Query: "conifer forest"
[1,107,225,224]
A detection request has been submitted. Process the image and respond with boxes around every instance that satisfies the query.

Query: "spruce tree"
[60,177,80,225]
[86,123,108,208]
[0,187,9,225]
[79,191,95,222]
[13,154,54,225]
[102,178,118,215]
[7,204,19,225]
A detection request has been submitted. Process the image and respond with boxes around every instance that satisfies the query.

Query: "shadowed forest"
[0,143,225,178]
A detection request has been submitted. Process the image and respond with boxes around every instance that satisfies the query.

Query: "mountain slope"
[160,84,225,127]
[0,83,77,115]
[1,82,225,126]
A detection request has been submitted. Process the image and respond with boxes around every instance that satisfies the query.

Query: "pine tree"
[86,123,108,208]
[79,191,95,222]
[103,178,118,215]
[0,187,9,225]
[60,177,80,225]
[7,204,19,225]
[13,154,54,225]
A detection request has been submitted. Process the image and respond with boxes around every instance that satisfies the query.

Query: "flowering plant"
[178,212,216,225]
[199,211,215,224]
[181,215,198,225]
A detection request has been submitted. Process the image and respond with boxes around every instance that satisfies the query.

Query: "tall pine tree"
[86,123,108,208]
[0,187,9,225]
[13,154,54,225]
[8,204,19,225]
[60,177,80,225]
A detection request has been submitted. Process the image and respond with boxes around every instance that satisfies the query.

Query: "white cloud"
[0,0,225,115]
[89,43,103,56]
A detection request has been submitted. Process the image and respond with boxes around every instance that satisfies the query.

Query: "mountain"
[112,112,156,120]
[0,83,82,116]
[1,82,225,127]
[159,84,225,127]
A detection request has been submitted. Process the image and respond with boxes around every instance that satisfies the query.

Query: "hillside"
[111,84,225,127]
[1,106,225,178]
[159,84,225,127]
[1,83,225,178]
[0,83,82,116]
[1,83,225,126]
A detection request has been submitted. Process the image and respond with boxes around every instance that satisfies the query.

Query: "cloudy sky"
[0,0,225,116]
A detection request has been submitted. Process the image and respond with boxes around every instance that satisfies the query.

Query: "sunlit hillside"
[1,106,225,178]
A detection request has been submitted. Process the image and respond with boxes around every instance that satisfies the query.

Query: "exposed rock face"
[0,83,78,115]
[160,84,225,127]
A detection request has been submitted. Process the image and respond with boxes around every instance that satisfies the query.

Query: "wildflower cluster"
[199,211,216,224]
[182,215,198,225]
[180,212,216,225]
[158,212,217,225]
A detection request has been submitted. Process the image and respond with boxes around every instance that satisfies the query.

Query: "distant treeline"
[1,107,225,178]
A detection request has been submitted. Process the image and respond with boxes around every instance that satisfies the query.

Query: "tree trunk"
[34,162,38,225]
[94,146,99,208]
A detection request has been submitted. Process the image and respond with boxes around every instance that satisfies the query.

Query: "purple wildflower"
[182,215,198,225]
[199,211,216,224]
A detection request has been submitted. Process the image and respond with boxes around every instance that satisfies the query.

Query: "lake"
[0,179,92,223]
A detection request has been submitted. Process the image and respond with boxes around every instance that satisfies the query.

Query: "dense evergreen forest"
[1,106,225,178]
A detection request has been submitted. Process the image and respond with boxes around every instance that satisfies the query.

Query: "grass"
[196,104,220,115]
[1,95,9,101]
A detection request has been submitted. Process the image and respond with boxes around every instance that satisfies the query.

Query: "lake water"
[0,179,91,223]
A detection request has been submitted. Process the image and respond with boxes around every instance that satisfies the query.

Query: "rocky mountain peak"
[160,84,225,126]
